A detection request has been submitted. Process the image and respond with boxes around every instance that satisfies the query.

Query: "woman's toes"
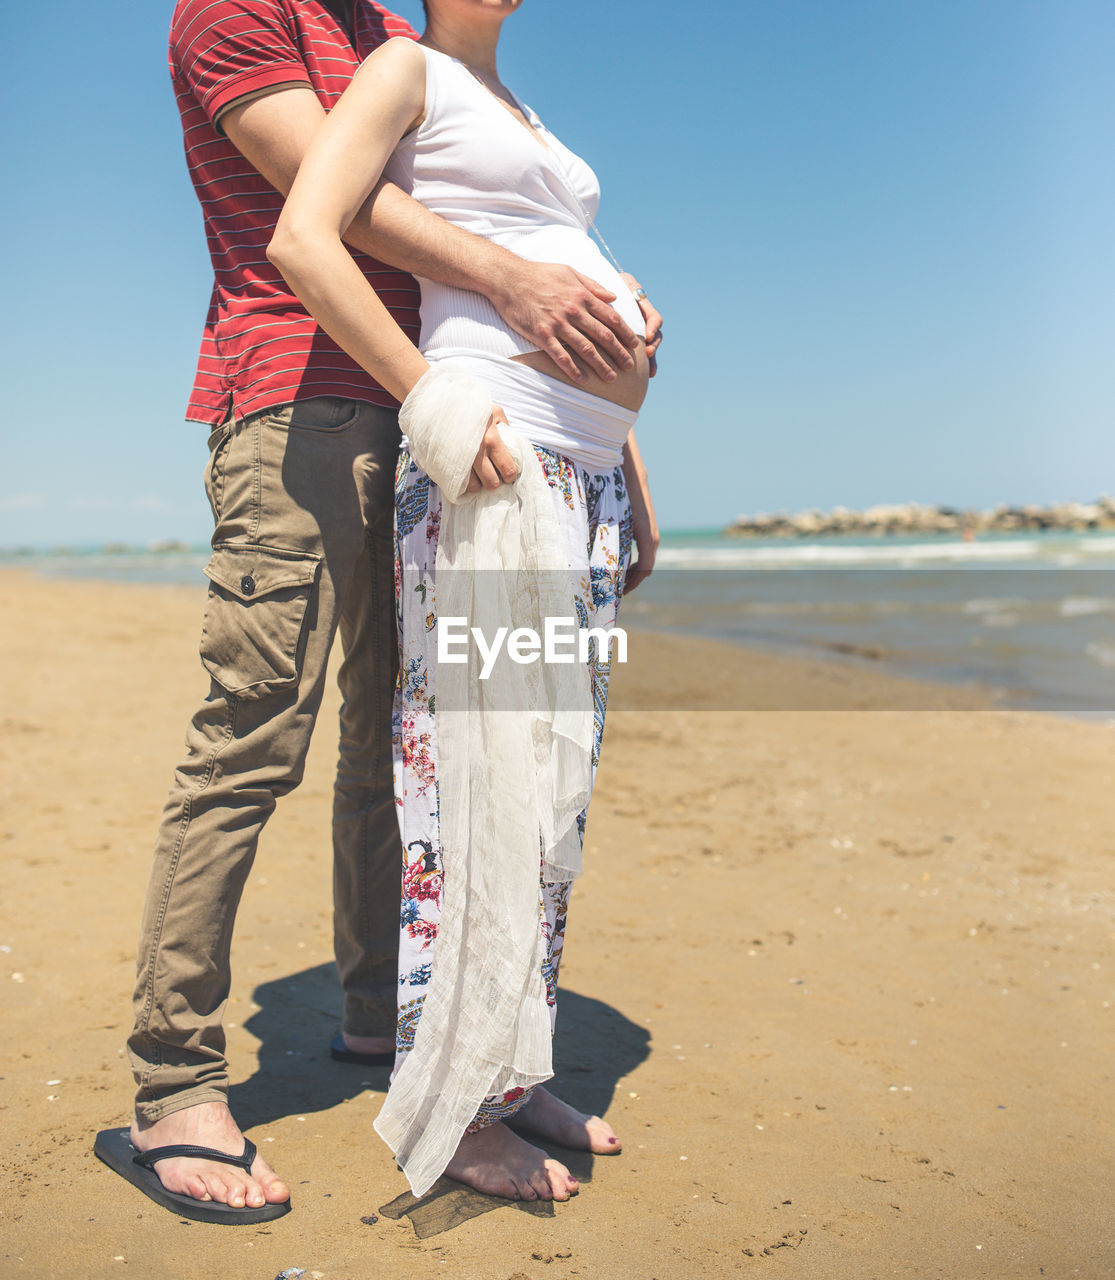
[546,1163,575,1200]
[529,1171,554,1200]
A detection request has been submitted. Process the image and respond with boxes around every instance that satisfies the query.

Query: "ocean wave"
[962,597,1031,614]
[1074,535,1115,554]
[655,538,1044,569]
[1086,641,1115,668]
[1059,596,1115,617]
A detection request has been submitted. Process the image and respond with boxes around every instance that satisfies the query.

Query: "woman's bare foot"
[130,1101,289,1210]
[444,1122,580,1201]
[510,1086,622,1154]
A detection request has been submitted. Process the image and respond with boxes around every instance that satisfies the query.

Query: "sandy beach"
[1,568,1112,1278]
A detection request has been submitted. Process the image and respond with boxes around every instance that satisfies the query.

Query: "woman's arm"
[621,429,659,594]
[267,38,430,402]
[267,39,516,489]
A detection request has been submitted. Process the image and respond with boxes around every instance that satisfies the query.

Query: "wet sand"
[1,571,1112,1278]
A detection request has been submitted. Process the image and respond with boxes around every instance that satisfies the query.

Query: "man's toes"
[213,1173,248,1207]
[193,1171,232,1205]
[228,1177,253,1209]
[182,1172,212,1202]
[250,1160,290,1205]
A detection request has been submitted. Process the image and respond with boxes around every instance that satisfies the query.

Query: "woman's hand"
[467,407,521,493]
[619,272,663,377]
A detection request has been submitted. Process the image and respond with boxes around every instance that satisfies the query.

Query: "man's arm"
[222,87,642,385]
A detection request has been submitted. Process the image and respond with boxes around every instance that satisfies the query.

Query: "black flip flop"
[329,1032,394,1067]
[93,1127,291,1225]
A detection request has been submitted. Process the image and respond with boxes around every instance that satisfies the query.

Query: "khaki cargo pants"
[129,397,401,1120]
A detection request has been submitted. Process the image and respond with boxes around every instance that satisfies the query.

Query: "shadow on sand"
[229,961,650,1235]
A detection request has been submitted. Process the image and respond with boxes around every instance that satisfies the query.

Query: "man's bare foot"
[444,1122,580,1201]
[130,1101,289,1210]
[342,1031,394,1056]
[510,1086,622,1154]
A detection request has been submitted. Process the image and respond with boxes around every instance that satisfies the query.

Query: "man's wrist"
[460,241,524,310]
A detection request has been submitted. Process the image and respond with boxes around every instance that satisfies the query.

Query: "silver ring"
[631,287,648,302]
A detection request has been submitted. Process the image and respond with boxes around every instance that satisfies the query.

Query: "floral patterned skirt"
[391,444,632,1130]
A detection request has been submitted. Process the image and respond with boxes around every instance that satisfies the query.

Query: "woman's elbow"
[268,218,344,292]
[267,209,326,272]
[266,219,299,273]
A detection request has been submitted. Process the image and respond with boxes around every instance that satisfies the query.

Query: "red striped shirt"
[169,0,421,425]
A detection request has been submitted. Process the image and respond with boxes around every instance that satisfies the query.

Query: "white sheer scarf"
[374,362,593,1196]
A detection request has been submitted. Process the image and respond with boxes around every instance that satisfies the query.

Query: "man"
[95,0,661,1223]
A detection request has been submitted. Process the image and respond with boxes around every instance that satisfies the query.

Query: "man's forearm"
[349,181,638,382]
[346,181,523,312]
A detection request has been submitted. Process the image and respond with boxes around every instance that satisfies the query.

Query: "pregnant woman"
[269,0,658,1203]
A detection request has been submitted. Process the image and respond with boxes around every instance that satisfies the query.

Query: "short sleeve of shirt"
[170,0,311,128]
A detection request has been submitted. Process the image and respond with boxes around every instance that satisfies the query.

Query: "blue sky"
[1,0,1112,546]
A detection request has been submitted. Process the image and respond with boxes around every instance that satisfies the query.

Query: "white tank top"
[381,42,646,362]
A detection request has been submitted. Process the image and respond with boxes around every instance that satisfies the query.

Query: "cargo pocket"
[200,543,322,699]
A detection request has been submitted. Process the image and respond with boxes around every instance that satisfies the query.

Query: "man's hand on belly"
[490,260,642,385]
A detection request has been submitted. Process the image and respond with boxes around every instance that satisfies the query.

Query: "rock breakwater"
[725,498,1115,538]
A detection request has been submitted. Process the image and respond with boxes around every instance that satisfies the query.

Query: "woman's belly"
[513,343,649,413]
[509,224,649,411]
[417,224,650,411]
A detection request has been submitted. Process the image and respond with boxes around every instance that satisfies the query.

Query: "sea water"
[626,529,1115,713]
[6,529,1115,713]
